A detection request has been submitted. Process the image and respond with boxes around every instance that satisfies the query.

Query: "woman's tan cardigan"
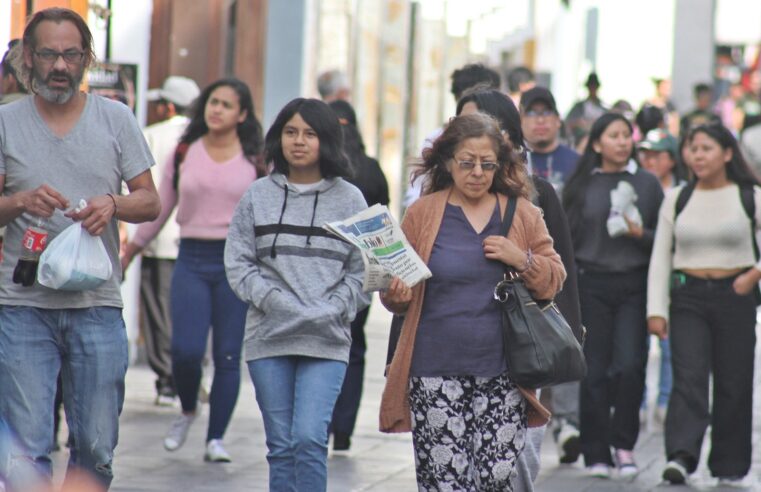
[379,189,566,433]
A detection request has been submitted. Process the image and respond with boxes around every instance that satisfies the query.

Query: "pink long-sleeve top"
[133,140,257,248]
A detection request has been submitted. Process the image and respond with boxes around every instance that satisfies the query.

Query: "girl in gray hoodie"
[224,98,368,491]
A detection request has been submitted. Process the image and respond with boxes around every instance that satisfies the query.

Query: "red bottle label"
[21,227,48,253]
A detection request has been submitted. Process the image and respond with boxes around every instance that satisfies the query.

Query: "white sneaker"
[614,448,638,478]
[155,394,177,407]
[204,439,232,463]
[587,463,611,479]
[164,413,196,451]
[556,423,581,464]
[662,459,688,484]
[717,476,745,487]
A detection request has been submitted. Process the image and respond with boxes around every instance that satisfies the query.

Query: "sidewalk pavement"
[52,302,761,491]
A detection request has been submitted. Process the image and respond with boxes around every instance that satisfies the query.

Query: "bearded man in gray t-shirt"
[0,8,159,491]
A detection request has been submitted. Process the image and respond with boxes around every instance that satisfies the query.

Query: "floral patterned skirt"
[409,373,527,492]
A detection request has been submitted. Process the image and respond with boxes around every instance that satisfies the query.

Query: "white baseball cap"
[147,76,200,107]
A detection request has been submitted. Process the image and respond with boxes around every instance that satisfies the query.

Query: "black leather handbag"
[494,197,587,389]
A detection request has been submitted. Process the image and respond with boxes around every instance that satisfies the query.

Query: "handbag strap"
[498,196,520,277]
[499,195,518,238]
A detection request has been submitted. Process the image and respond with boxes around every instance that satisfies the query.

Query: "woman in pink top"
[122,78,263,462]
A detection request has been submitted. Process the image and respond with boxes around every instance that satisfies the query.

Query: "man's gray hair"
[317,69,349,100]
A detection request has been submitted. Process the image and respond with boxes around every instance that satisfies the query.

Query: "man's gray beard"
[32,71,80,105]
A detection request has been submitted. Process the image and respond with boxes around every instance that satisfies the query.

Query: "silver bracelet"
[518,249,533,273]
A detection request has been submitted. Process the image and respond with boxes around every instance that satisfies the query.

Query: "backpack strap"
[671,183,694,254]
[172,142,190,190]
[739,184,759,261]
[673,182,695,219]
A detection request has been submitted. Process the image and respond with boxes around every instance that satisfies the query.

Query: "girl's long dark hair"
[328,99,364,172]
[265,98,352,179]
[562,113,635,234]
[456,89,525,153]
[687,122,760,186]
[416,112,530,198]
[174,78,264,189]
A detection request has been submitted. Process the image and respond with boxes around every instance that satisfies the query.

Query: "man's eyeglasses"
[455,160,499,172]
[34,49,85,64]
[524,109,555,118]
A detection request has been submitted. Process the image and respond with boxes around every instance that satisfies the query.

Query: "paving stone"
[46,303,761,491]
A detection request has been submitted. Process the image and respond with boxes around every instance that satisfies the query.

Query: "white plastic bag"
[37,201,113,291]
[607,180,643,238]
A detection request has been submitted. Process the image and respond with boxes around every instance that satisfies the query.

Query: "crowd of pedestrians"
[2,6,761,492]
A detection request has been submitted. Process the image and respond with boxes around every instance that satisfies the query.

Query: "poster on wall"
[87,61,138,113]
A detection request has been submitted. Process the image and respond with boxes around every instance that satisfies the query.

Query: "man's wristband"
[106,193,118,219]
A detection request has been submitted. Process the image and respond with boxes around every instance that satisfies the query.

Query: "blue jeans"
[0,306,127,490]
[248,356,346,492]
[171,239,247,441]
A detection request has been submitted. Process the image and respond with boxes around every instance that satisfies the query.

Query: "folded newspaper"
[324,204,432,292]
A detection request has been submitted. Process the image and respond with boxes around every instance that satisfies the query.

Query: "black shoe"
[556,423,581,464]
[333,432,351,451]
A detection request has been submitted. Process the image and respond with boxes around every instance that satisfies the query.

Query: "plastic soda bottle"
[12,218,48,287]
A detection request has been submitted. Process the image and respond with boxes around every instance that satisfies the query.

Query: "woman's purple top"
[410,201,506,377]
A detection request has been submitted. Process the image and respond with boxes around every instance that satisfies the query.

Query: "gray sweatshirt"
[224,172,369,363]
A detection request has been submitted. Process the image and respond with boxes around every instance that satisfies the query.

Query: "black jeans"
[578,268,648,466]
[665,273,756,477]
[330,305,370,438]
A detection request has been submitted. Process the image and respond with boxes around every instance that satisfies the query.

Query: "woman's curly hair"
[413,112,531,199]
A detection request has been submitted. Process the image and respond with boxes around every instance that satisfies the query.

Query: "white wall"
[533,0,676,115]
[99,0,154,127]
[716,0,761,44]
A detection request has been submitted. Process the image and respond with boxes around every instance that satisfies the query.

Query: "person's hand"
[380,276,413,313]
[483,235,527,270]
[65,195,116,236]
[733,270,760,296]
[648,316,668,340]
[120,241,141,272]
[623,215,643,239]
[19,184,69,217]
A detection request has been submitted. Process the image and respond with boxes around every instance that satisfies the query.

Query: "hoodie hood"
[268,172,342,257]
[269,172,340,194]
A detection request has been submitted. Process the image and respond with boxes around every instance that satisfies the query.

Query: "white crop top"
[647,184,761,320]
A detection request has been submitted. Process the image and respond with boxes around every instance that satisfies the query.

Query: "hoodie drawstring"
[306,191,320,246]
[270,185,289,258]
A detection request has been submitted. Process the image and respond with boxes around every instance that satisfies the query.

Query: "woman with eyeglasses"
[647,123,760,485]
[380,113,565,491]
[562,113,663,479]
